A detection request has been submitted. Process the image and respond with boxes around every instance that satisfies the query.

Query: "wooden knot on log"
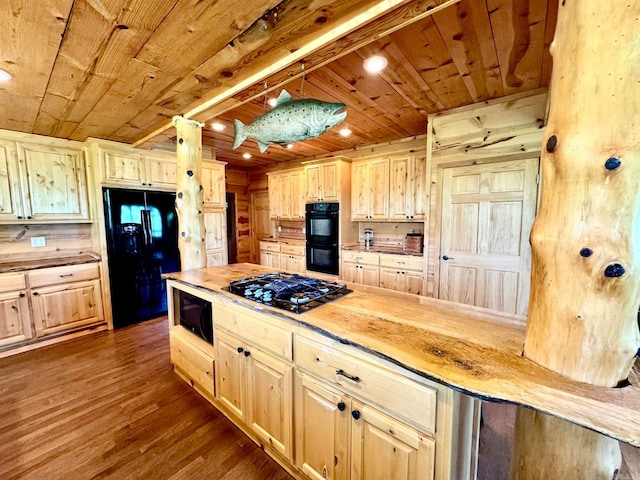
[605,157,622,170]
[580,248,593,257]
[604,263,625,278]
[178,138,183,144]
[187,170,193,177]
[546,134,558,152]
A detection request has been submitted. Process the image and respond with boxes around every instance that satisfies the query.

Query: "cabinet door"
[0,140,25,222]
[289,169,306,219]
[305,165,321,202]
[204,210,227,265]
[31,279,104,337]
[246,346,294,460]
[379,268,403,292]
[206,251,225,267]
[260,251,281,269]
[146,154,177,189]
[0,290,32,346]
[290,255,306,274]
[351,162,369,220]
[215,329,247,421]
[369,158,389,220]
[320,163,338,201]
[389,156,411,220]
[295,373,350,480]
[410,155,427,220]
[18,142,89,220]
[100,147,145,186]
[341,262,360,283]
[361,265,380,287]
[351,401,436,480]
[202,162,225,208]
[404,271,424,296]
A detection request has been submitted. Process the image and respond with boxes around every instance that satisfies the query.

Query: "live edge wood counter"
[165,263,640,447]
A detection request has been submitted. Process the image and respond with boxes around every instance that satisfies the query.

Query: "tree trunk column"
[173,116,207,271]
[512,1,640,477]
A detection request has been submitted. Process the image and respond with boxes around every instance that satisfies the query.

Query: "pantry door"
[438,158,538,316]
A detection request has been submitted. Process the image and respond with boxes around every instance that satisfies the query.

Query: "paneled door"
[438,158,538,316]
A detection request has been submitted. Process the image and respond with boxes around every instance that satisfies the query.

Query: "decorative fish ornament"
[232,90,347,152]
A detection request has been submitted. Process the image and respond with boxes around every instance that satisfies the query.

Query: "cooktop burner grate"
[226,272,352,314]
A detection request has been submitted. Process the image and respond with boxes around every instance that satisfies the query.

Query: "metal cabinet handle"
[351,410,361,420]
[337,401,346,412]
[442,255,453,261]
[336,369,360,383]
[237,347,244,353]
[59,273,74,278]
[244,350,251,357]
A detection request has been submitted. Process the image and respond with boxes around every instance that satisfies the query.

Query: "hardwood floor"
[0,318,293,480]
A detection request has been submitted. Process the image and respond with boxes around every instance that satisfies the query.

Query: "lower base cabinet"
[169,327,215,398]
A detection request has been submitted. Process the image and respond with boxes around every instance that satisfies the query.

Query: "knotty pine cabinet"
[0,273,32,346]
[202,161,226,209]
[259,241,282,269]
[351,158,390,221]
[204,209,227,267]
[342,250,424,295]
[0,138,90,223]
[341,250,380,287]
[214,301,294,461]
[389,154,427,221]
[305,162,338,202]
[170,326,215,399]
[280,243,306,274]
[268,169,306,220]
[29,263,104,337]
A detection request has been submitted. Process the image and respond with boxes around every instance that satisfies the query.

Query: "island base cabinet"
[215,328,293,461]
[169,328,215,398]
[31,279,103,337]
[351,401,435,480]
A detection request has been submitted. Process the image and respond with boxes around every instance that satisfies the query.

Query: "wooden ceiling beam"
[134,0,460,148]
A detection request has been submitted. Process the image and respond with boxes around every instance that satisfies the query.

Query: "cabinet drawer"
[379,254,423,271]
[341,250,379,266]
[0,273,26,292]
[28,263,100,288]
[260,241,281,253]
[280,243,305,256]
[214,302,293,361]
[295,334,437,434]
[170,328,215,396]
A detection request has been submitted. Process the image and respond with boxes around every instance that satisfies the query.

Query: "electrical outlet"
[31,237,46,247]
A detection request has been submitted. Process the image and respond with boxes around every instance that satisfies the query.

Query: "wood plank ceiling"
[0,0,557,169]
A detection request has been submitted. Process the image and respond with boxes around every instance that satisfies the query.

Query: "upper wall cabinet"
[0,137,89,223]
[89,140,177,190]
[202,161,226,209]
[305,162,338,202]
[389,154,427,221]
[351,158,390,221]
[268,168,306,220]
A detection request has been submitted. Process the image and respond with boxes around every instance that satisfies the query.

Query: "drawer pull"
[237,347,244,354]
[59,274,74,278]
[351,409,361,420]
[336,369,360,383]
[337,401,346,412]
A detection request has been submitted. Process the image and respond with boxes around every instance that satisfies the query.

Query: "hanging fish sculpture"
[232,90,347,153]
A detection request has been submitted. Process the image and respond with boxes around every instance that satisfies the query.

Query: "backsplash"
[358,222,423,249]
[275,220,305,240]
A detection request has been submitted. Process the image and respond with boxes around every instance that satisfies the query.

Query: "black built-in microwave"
[175,289,213,345]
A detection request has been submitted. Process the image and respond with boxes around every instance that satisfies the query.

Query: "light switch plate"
[31,236,46,247]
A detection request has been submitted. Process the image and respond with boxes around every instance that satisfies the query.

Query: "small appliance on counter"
[405,232,424,254]
[364,228,373,249]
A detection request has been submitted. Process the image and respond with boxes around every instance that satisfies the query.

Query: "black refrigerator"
[103,188,181,328]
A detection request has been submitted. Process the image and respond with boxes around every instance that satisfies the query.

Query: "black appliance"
[227,272,352,314]
[305,202,339,275]
[103,188,181,328]
[175,289,213,344]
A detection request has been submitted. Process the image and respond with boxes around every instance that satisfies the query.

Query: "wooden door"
[351,401,435,480]
[361,265,379,287]
[295,373,350,480]
[379,268,402,292]
[0,290,31,346]
[31,279,103,337]
[246,346,293,460]
[250,191,271,264]
[0,140,25,222]
[18,143,90,221]
[214,329,247,421]
[438,158,538,315]
[369,159,389,220]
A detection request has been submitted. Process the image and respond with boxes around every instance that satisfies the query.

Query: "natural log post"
[173,116,206,271]
[512,1,640,478]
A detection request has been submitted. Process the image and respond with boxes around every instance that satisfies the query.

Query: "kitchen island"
[165,264,640,478]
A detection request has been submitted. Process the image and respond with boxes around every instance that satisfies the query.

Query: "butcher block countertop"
[0,253,100,273]
[165,263,640,447]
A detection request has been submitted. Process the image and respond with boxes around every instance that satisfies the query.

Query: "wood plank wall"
[0,224,94,262]
[425,90,548,298]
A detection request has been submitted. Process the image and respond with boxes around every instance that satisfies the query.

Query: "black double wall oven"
[305,202,339,275]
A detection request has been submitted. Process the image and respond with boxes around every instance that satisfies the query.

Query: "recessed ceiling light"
[242,153,252,159]
[339,128,352,137]
[363,55,388,73]
[268,97,278,107]
[0,69,12,82]
[211,122,225,131]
